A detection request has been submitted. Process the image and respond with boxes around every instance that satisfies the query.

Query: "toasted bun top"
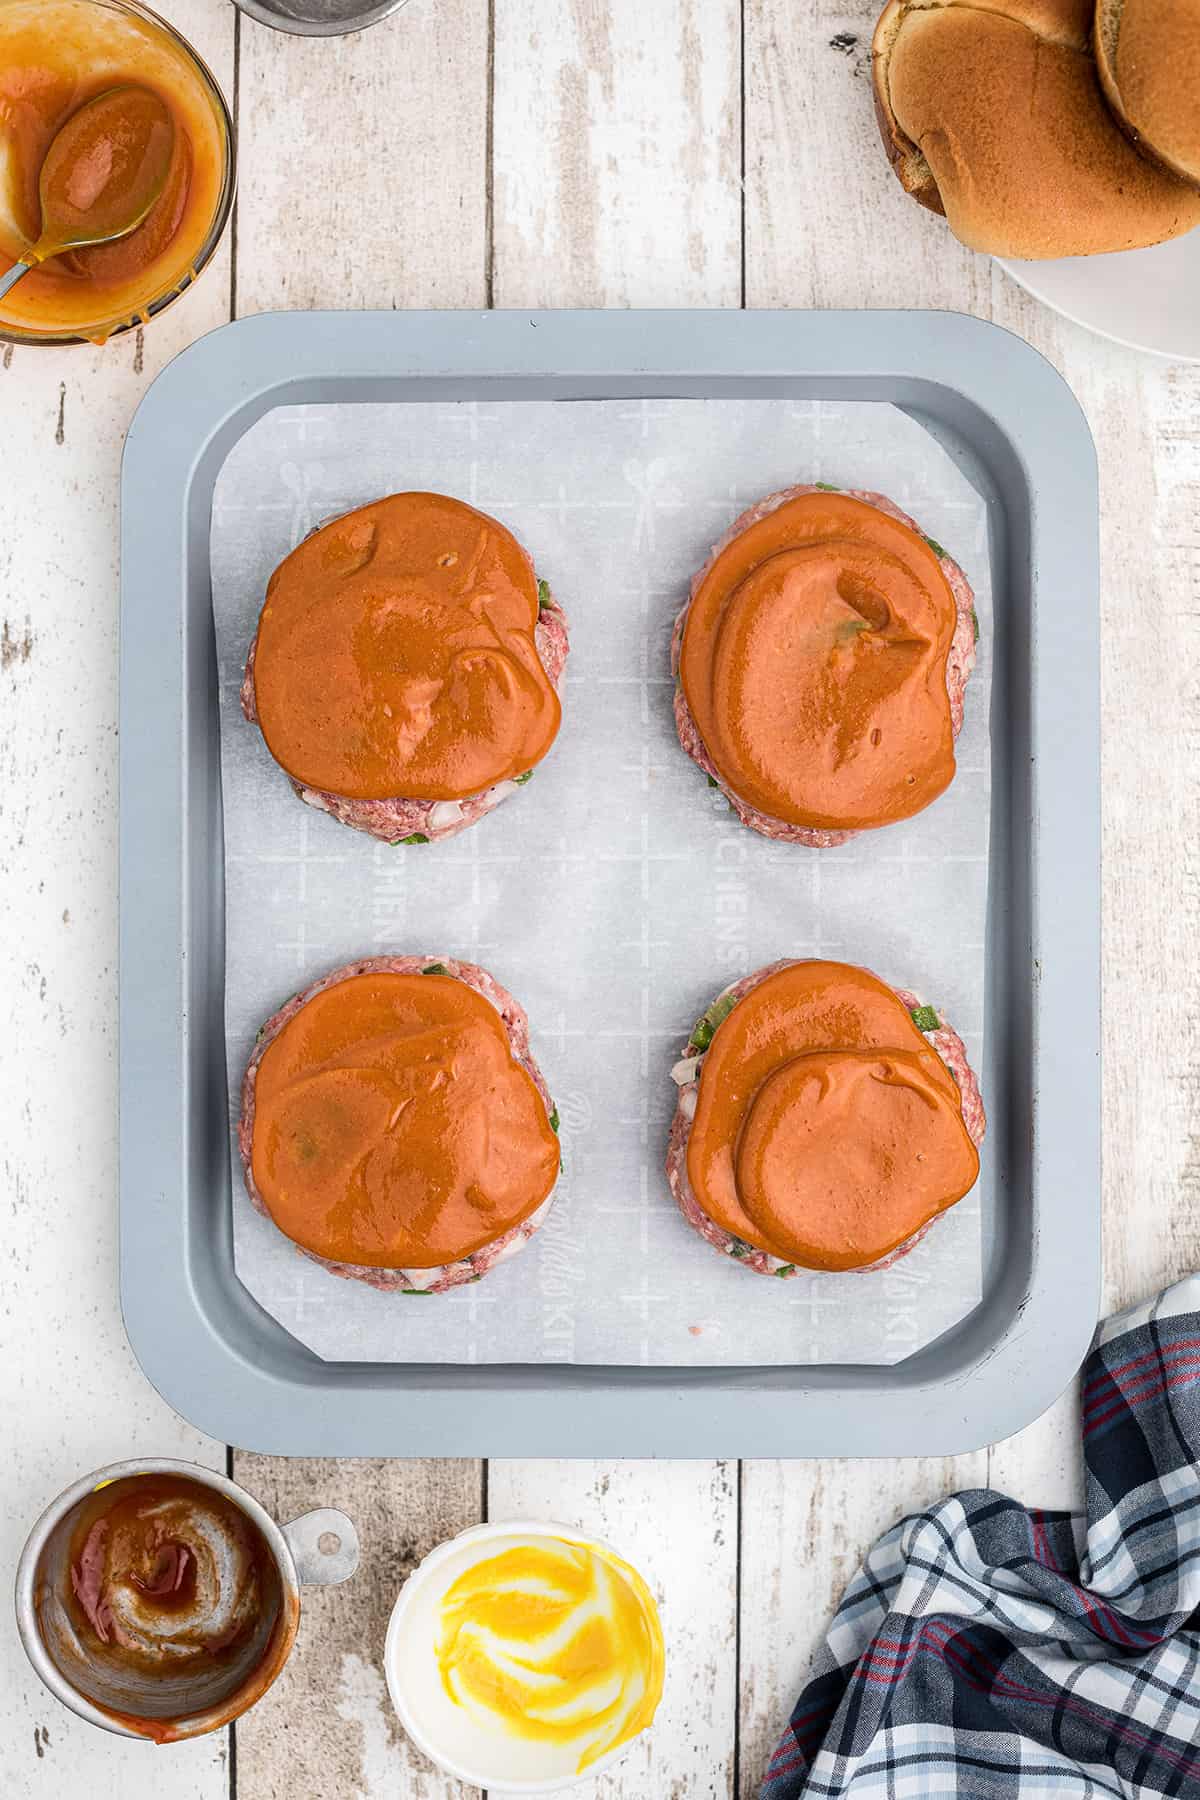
[1096,0,1200,186]
[873,0,1200,256]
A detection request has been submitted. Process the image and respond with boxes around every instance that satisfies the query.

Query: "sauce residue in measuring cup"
[0,0,230,342]
[36,1471,294,1741]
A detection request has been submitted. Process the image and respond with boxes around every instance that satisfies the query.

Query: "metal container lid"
[232,0,409,36]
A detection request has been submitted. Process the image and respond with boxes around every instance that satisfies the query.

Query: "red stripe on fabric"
[766,1743,808,1782]
[1085,1364,1200,1437]
[778,1578,1172,1787]
[850,1637,1198,1777]
[864,1572,1149,1657]
[1031,1510,1060,1573]
[1038,1510,1159,1647]
[1085,1354,1200,1417]
[785,1704,830,1738]
[1082,1339,1200,1407]
[1026,1513,1153,1647]
[1077,1588,1151,1647]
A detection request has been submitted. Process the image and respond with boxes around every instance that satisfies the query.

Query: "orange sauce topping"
[679,493,960,831]
[686,962,979,1270]
[251,493,563,803]
[251,971,560,1269]
[0,0,229,341]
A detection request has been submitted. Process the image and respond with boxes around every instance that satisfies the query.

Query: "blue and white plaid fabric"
[764,1277,1200,1798]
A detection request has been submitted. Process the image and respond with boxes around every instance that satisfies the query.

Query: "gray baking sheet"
[209,397,992,1366]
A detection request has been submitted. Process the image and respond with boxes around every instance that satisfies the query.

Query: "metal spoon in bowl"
[0,85,175,304]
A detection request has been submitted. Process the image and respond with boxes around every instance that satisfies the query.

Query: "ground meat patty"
[239,955,559,1294]
[664,960,986,1278]
[673,485,978,848]
[241,587,570,847]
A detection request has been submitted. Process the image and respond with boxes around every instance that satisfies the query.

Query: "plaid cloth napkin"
[763,1277,1200,1798]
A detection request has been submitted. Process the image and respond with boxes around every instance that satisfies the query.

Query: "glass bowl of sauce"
[0,0,233,344]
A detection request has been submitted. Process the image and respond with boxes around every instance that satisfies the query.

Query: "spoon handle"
[0,259,31,303]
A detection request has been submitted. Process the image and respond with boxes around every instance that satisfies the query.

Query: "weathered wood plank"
[740,9,992,1790]
[229,3,490,1796]
[492,0,742,307]
[234,0,489,315]
[0,3,236,1793]
[739,4,1200,1789]
[988,1386,1083,1513]
[983,282,1200,1316]
[487,8,744,1795]
[487,1459,740,1799]
[231,1458,481,1799]
[744,0,991,313]
[735,291,1200,1771]
[738,1452,987,1796]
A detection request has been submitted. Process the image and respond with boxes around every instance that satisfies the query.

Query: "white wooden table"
[3,2,1198,1793]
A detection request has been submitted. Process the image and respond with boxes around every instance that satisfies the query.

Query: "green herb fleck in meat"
[910,1004,940,1032]
[402,1288,433,1296]
[422,962,449,976]
[706,774,720,789]
[392,832,429,845]
[972,607,980,644]
[814,481,840,492]
[514,770,533,785]
[537,578,551,613]
[549,1106,560,1134]
[775,1263,796,1277]
[690,990,739,1052]
[729,1239,753,1260]
[922,533,947,560]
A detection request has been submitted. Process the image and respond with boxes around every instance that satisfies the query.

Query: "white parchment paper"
[210,398,992,1366]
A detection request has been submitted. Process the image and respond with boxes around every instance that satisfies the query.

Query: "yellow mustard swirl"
[435,1538,665,1773]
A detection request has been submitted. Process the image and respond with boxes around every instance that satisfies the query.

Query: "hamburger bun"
[873,0,1200,256]
[1095,0,1200,188]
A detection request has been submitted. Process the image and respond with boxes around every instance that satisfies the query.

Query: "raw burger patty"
[239,955,558,1294]
[664,960,986,1277]
[672,485,977,848]
[241,498,570,846]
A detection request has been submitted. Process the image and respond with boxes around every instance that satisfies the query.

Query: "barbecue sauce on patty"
[250,493,562,802]
[686,961,979,1270]
[679,492,960,831]
[250,971,560,1269]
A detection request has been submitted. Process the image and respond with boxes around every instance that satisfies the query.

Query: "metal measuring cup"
[14,1457,359,1741]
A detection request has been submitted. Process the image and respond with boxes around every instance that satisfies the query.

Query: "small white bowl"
[384,1519,662,1794]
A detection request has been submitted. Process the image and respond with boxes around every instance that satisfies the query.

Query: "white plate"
[997,229,1200,362]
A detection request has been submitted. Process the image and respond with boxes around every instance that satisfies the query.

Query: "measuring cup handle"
[281,1508,360,1586]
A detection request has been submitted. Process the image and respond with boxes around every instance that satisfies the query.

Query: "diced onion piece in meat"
[427,801,464,833]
